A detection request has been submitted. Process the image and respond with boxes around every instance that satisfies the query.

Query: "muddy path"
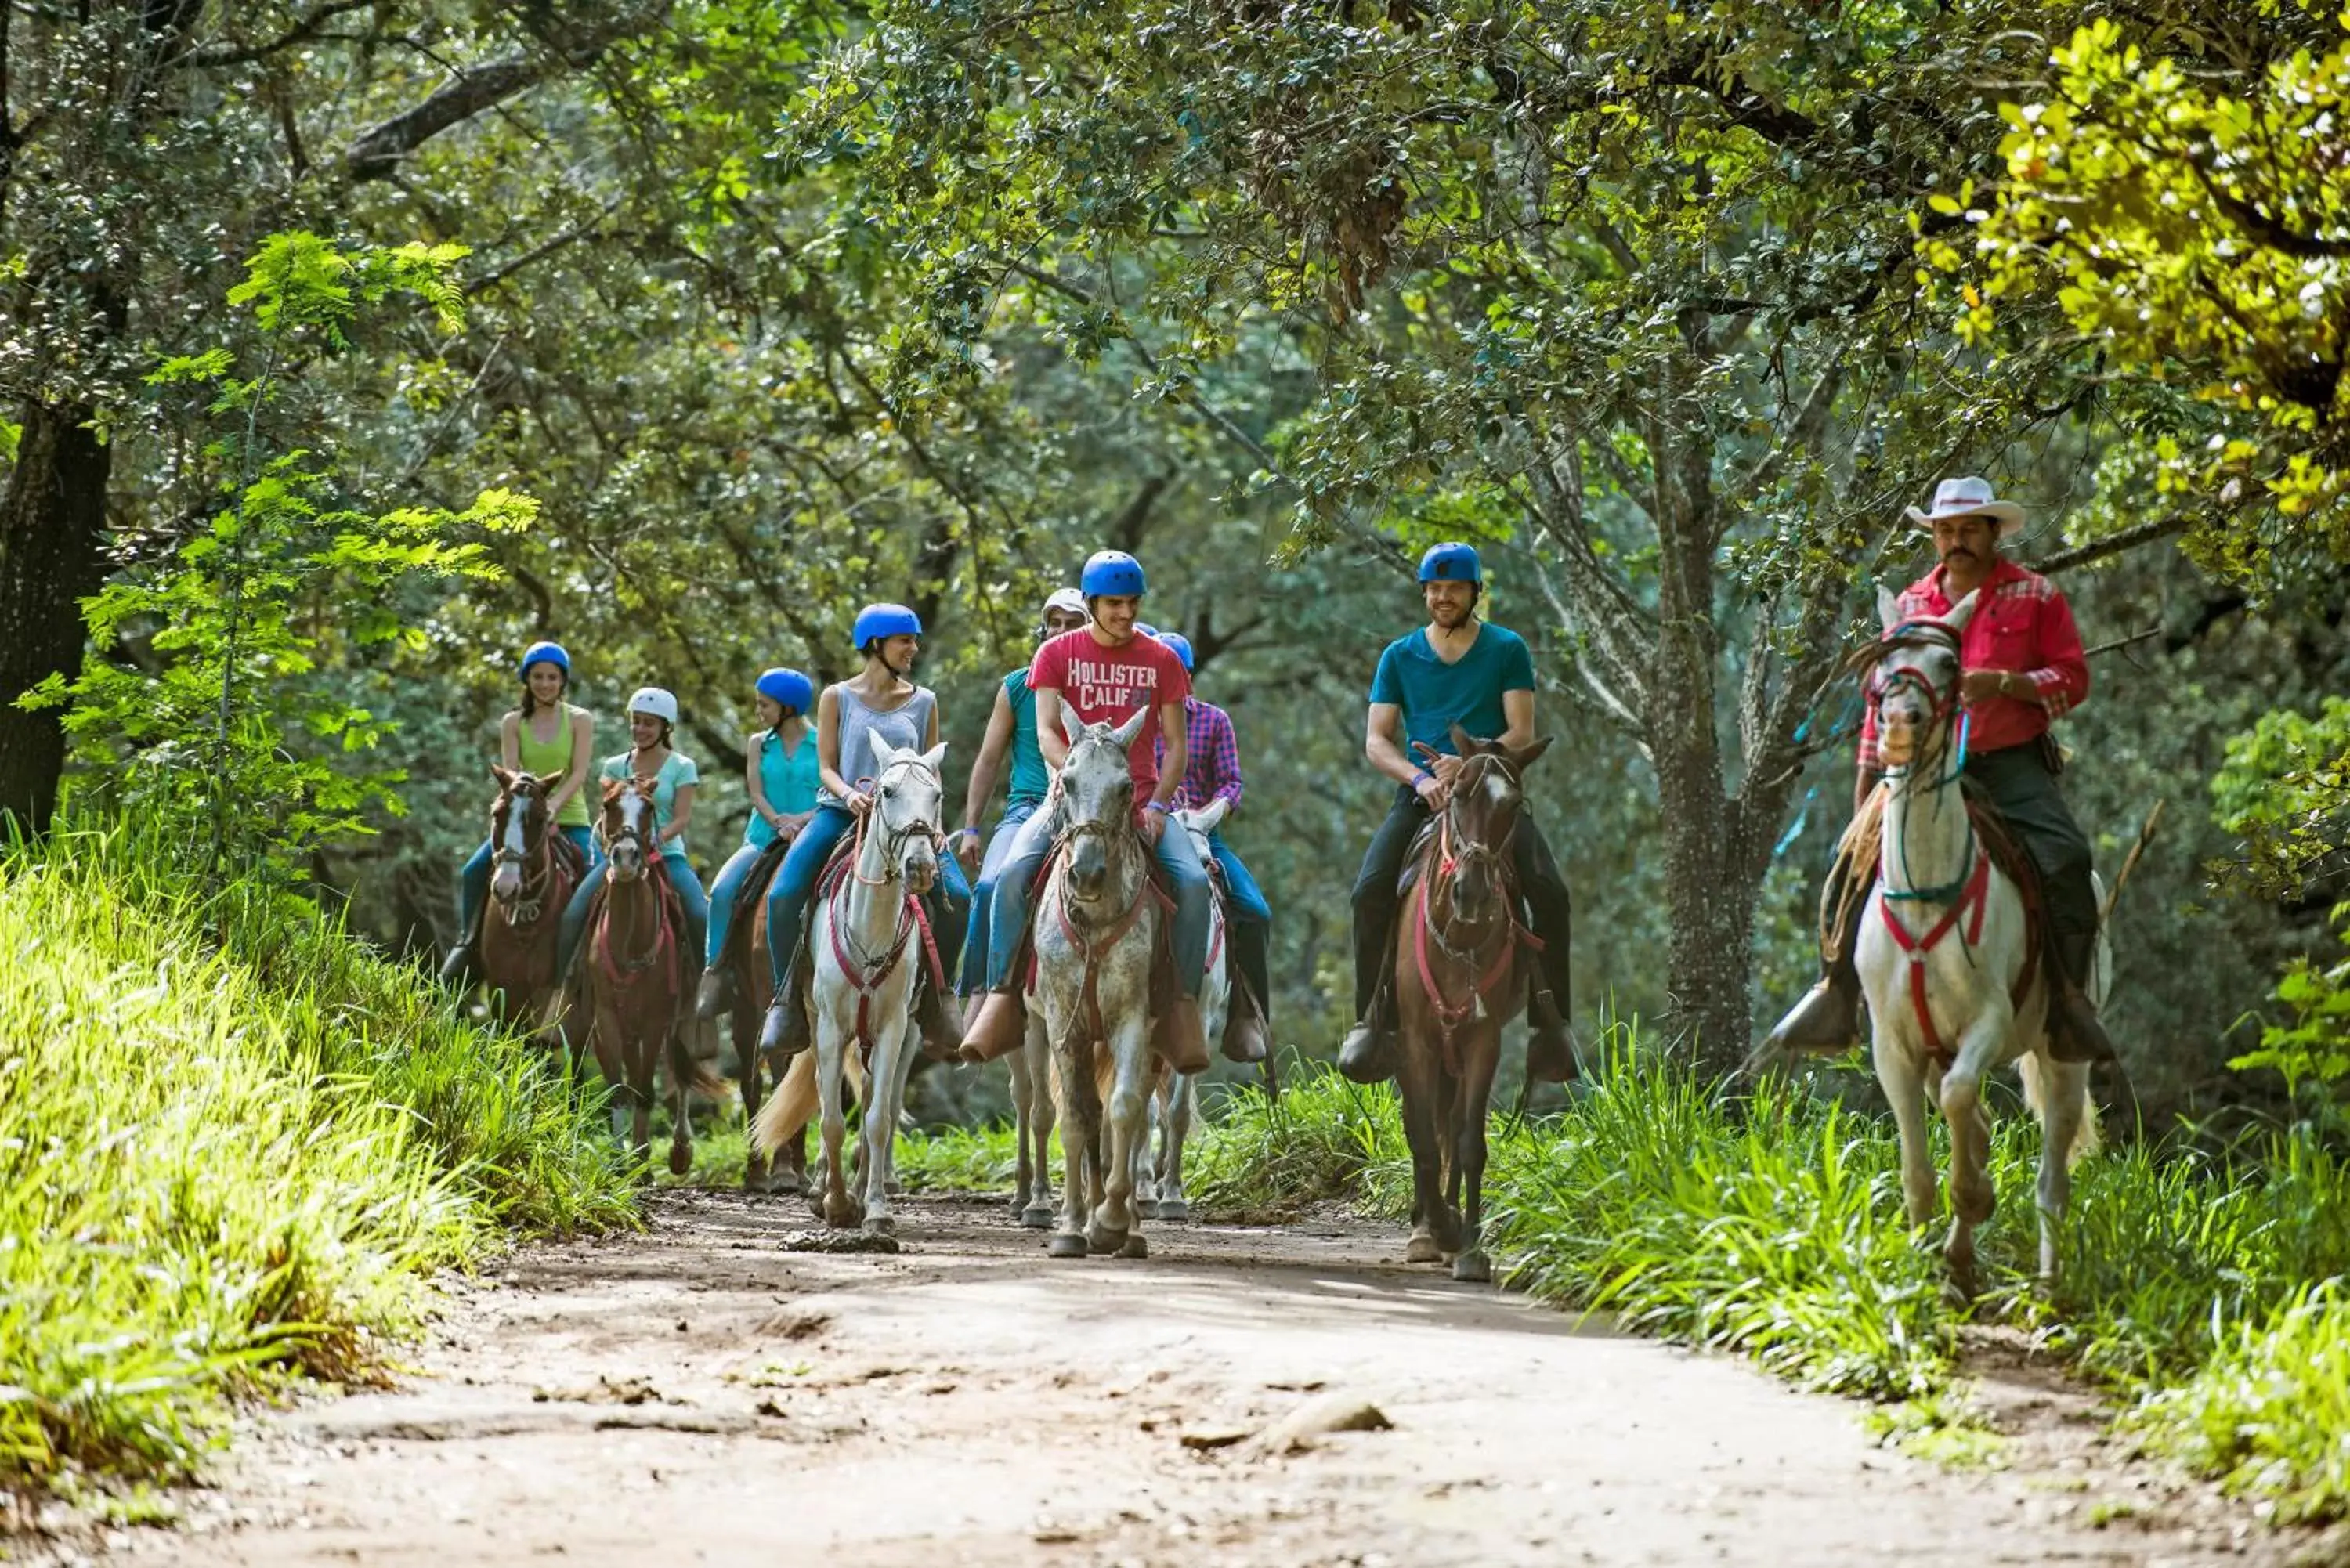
[101,1189,2301,1567]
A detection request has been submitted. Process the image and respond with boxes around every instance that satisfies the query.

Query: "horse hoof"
[1047,1233,1090,1259]
[1155,1199,1190,1225]
[1119,1234,1149,1259]
[1020,1205,1055,1230]
[1084,1225,1127,1256]
[668,1144,692,1177]
[865,1215,896,1239]
[1405,1235,1443,1265]
[1009,1192,1030,1218]
[1452,1252,1492,1284]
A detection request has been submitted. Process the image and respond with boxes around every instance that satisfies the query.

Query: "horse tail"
[2017,1049,2101,1166]
[750,1050,815,1154]
[669,1026,729,1100]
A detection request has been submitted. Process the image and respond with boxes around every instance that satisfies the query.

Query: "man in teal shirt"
[1338,543,1578,1085]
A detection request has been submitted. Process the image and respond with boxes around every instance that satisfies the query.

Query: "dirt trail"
[102,1190,2300,1567]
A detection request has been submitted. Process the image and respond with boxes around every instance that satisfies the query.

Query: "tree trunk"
[0,396,114,833]
[1658,797,1766,1075]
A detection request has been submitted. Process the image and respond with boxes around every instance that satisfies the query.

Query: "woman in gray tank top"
[758,602,973,1057]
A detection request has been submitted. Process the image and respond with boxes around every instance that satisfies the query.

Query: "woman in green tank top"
[442,641,597,981]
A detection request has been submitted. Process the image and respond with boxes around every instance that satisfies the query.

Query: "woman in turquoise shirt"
[556,685,709,981]
[697,667,820,1018]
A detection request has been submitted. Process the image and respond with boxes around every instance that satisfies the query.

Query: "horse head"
[1869,587,1979,775]
[488,765,562,905]
[869,740,949,895]
[1173,796,1230,867]
[1436,724,1553,930]
[1058,704,1149,902]
[599,775,659,883]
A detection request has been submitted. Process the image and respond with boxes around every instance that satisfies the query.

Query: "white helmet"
[627,686,679,724]
[1042,586,1087,622]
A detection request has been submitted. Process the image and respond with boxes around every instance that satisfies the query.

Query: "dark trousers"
[1350,784,1572,1018]
[1964,742,2098,938]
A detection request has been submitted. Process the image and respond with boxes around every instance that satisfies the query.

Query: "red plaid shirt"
[1856,557,2088,771]
[1154,696,1243,813]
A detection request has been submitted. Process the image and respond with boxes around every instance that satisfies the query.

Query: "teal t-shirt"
[598,750,700,854]
[1368,623,1537,757]
[746,728,822,847]
[1003,668,1049,809]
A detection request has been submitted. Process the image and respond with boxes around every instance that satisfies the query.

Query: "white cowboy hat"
[1905,475,2025,539]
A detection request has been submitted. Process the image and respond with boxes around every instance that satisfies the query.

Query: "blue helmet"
[1080,550,1147,598]
[852,602,923,649]
[1156,630,1195,671]
[519,640,570,678]
[1418,541,1483,585]
[1135,622,1159,641]
[755,667,814,714]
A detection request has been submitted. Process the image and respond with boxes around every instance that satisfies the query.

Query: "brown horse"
[473,767,584,1051]
[1393,725,1553,1284]
[718,854,808,1194]
[582,776,725,1172]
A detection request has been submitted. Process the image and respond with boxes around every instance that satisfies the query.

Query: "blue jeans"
[764,804,974,988]
[1208,830,1273,1019]
[979,807,1212,999]
[558,847,707,977]
[460,825,594,941]
[958,800,1040,995]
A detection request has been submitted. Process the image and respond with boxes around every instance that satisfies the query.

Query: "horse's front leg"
[1047,1021,1095,1259]
[859,1012,912,1237]
[1871,1020,1938,1231]
[1090,1017,1151,1257]
[1938,1005,2012,1298]
[667,1027,695,1179]
[1452,1028,1502,1284]
[1021,1023,1057,1230]
[814,1013,859,1230]
[1396,1035,1448,1264]
[736,1006,769,1193]
[1157,1073,1194,1224]
[630,1030,655,1167]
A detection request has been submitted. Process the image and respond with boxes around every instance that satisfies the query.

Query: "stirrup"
[1337,1018,1397,1085]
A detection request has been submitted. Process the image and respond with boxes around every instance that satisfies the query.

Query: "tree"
[776,0,2104,1064]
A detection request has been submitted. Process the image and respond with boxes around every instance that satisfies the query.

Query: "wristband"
[1145,800,1172,814]
[956,826,980,841]
[1412,770,1434,792]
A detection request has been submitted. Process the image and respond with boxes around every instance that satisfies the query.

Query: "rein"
[1048,811,1170,1047]
[490,790,557,926]
[593,847,680,995]
[823,760,947,1059]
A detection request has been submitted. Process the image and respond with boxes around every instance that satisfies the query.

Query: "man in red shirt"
[1764,476,2117,1064]
[958,549,1217,1071]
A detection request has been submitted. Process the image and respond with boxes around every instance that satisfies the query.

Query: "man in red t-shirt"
[959,549,1218,1071]
[1762,476,2116,1064]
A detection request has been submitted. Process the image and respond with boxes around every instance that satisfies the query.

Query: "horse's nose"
[490,865,521,901]
[906,844,938,896]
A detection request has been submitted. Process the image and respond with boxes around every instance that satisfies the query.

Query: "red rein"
[819,812,948,1060]
[1412,811,1542,1075]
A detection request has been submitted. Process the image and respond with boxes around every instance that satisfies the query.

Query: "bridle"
[1867,618,1978,907]
[599,783,657,880]
[1430,751,1521,952]
[824,754,949,1057]
[490,782,555,924]
[1414,748,1541,1069]
[849,755,946,887]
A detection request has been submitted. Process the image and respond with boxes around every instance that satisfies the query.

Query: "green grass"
[0,818,635,1497]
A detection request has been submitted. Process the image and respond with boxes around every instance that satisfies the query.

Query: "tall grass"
[0,819,634,1494]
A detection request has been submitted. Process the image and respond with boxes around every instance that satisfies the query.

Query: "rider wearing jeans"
[1153,631,1271,1064]
[954,586,1090,995]
[1337,543,1578,1086]
[1761,475,2116,1065]
[556,686,707,981]
[757,604,971,1061]
[696,666,821,1021]
[957,550,1217,1073]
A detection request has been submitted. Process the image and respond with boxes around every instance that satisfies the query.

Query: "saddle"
[1822,781,2047,965]
[712,831,794,977]
[1020,839,1183,1003]
[775,828,951,999]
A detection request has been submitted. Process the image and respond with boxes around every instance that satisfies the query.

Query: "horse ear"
[1059,702,1087,749]
[602,776,624,801]
[491,763,518,789]
[1448,721,1475,756]
[1876,585,1902,635]
[1192,796,1231,834]
[1111,706,1150,753]
[1509,735,1554,773]
[535,770,565,793]
[1943,589,1982,634]
[920,740,948,772]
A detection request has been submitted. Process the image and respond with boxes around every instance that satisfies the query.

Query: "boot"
[695,966,733,1021]
[913,981,960,1063]
[1220,990,1268,1064]
[1761,891,1866,1057]
[1524,982,1579,1083]
[2046,931,2118,1064]
[1153,994,1213,1075]
[1337,995,1397,1085]
[758,956,812,1059]
[959,988,1029,1064]
[438,941,478,989]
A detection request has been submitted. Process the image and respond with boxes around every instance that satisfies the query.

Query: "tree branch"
[179,0,381,69]
[345,52,544,182]
[2026,512,2192,575]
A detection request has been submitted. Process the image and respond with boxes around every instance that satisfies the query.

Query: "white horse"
[1135,800,1231,1224]
[1858,587,2099,1296]
[1035,706,1166,1259]
[751,740,947,1236]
